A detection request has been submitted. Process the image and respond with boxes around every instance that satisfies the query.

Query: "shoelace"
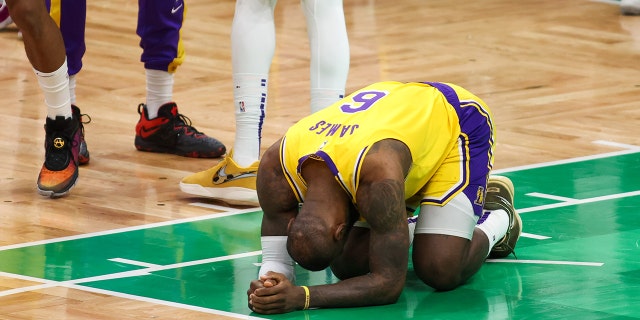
[173,113,205,136]
[498,241,518,259]
[79,113,91,136]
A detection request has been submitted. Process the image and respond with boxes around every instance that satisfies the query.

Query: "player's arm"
[313,139,413,306]
[251,139,300,284]
[252,140,412,313]
[257,139,299,237]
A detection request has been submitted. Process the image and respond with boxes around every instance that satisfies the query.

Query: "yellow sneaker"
[179,151,259,206]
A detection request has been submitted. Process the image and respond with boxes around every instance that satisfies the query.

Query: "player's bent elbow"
[371,281,404,306]
[379,287,403,306]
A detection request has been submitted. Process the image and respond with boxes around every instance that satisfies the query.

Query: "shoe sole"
[135,145,224,159]
[179,182,259,207]
[37,183,75,198]
[621,6,640,15]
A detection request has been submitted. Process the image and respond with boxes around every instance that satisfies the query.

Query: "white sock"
[231,0,276,167]
[145,69,174,119]
[232,73,267,167]
[34,60,72,120]
[475,209,510,257]
[302,0,349,113]
[68,74,77,105]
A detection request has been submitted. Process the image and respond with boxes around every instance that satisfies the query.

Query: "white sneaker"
[0,0,13,30]
[621,0,640,15]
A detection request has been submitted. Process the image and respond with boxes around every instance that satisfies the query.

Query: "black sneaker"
[37,114,82,198]
[484,175,522,258]
[134,102,226,158]
[72,105,90,165]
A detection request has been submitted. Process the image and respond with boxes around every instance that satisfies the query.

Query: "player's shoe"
[621,0,640,15]
[0,0,13,30]
[72,105,91,165]
[134,102,226,158]
[179,149,259,206]
[484,175,522,258]
[37,113,82,198]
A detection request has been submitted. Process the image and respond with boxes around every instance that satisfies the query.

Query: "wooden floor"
[0,0,638,318]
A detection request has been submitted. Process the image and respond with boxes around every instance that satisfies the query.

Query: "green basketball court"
[1,150,639,319]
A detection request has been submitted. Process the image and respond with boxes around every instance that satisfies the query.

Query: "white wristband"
[259,236,296,282]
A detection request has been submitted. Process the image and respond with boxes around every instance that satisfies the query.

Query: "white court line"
[189,202,257,211]
[0,272,61,297]
[593,140,640,150]
[0,207,257,252]
[109,258,162,268]
[517,189,640,240]
[521,232,550,240]
[487,259,604,267]
[65,284,267,320]
[527,192,577,203]
[518,190,640,214]
[492,148,639,174]
[0,272,264,320]
[0,251,261,297]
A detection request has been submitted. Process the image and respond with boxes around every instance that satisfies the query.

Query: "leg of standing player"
[178,0,276,206]
[48,0,91,165]
[302,0,349,113]
[6,0,83,197]
[134,0,226,159]
[179,0,350,207]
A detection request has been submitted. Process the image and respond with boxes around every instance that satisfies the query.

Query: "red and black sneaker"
[72,105,90,165]
[134,102,226,158]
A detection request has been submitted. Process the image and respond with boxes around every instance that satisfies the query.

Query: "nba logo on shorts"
[238,101,246,112]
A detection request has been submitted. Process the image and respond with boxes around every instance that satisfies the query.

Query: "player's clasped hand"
[247,271,305,314]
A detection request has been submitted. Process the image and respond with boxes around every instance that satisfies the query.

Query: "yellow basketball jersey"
[280,81,487,205]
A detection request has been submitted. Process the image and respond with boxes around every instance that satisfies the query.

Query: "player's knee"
[5,0,45,31]
[414,261,463,291]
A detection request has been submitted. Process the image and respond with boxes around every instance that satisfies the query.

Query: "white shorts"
[352,193,477,241]
[414,192,479,240]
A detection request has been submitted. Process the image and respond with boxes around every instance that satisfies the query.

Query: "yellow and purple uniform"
[47,0,185,75]
[279,81,495,217]
[46,0,86,76]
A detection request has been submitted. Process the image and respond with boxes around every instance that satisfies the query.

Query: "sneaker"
[621,0,640,15]
[179,149,259,206]
[37,114,82,198]
[72,105,91,165]
[0,0,13,30]
[484,175,522,258]
[135,102,226,158]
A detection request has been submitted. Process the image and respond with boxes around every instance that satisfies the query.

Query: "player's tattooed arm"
[353,139,412,304]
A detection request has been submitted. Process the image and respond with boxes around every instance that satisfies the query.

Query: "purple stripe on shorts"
[422,82,494,217]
